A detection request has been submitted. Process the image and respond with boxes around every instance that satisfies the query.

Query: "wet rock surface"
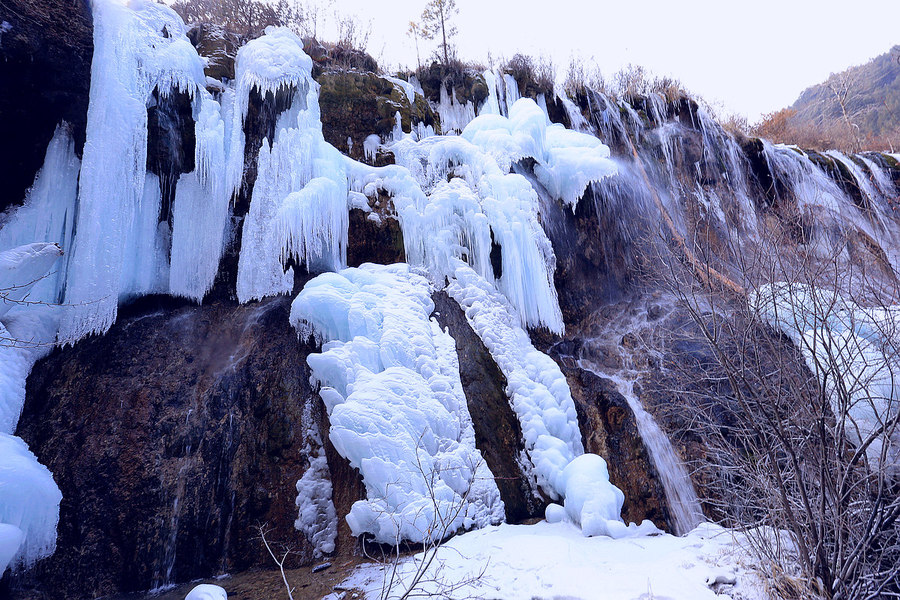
[0,0,93,213]
[317,71,436,163]
[431,292,545,522]
[14,295,363,599]
[346,193,406,268]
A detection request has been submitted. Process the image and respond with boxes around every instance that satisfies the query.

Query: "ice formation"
[0,244,64,437]
[294,405,337,557]
[234,28,350,302]
[290,264,504,544]
[436,85,477,135]
[0,434,62,572]
[184,584,228,600]
[446,264,581,497]
[752,283,900,473]
[347,95,615,334]
[0,524,24,576]
[169,91,231,302]
[0,126,79,306]
[58,0,206,341]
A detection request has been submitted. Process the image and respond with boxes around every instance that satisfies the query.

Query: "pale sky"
[310,0,899,122]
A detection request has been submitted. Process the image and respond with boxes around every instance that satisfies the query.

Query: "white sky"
[310,0,899,122]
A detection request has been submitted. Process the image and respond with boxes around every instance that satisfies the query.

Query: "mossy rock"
[879,152,900,169]
[316,71,437,162]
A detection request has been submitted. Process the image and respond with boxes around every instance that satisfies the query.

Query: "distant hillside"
[755,46,900,151]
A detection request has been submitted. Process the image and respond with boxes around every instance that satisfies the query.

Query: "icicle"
[58,0,205,342]
[234,28,349,303]
[169,91,230,302]
[0,125,79,305]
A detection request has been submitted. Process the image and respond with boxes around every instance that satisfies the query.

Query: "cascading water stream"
[578,360,703,535]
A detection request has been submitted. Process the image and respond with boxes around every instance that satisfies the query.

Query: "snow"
[184,583,227,600]
[0,434,62,572]
[290,264,504,544]
[384,75,417,105]
[338,521,766,600]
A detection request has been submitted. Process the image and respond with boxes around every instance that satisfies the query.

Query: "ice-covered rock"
[291,264,504,544]
[58,0,205,341]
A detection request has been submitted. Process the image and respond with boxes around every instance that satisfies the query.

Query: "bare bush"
[562,56,608,98]
[502,53,556,95]
[653,226,900,599]
[358,437,491,600]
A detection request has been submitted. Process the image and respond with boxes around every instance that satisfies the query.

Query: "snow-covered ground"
[331,521,767,600]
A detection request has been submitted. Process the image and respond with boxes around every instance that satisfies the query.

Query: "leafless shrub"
[502,53,556,95]
[257,523,298,600]
[650,222,900,599]
[356,436,491,600]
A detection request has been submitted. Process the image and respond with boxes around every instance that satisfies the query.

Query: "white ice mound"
[185,583,228,600]
[290,263,504,544]
[558,454,657,538]
[0,433,62,571]
[0,243,63,319]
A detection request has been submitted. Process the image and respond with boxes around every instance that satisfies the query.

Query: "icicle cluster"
[233,28,350,302]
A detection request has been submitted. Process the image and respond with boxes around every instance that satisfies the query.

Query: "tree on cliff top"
[418,0,458,66]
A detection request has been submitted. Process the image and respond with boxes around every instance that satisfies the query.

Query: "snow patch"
[339,521,766,600]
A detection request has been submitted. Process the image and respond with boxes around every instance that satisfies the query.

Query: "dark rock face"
[347,194,406,268]
[413,62,489,109]
[147,89,196,224]
[187,23,241,82]
[14,296,363,599]
[0,0,92,212]
[431,292,545,522]
[533,168,637,326]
